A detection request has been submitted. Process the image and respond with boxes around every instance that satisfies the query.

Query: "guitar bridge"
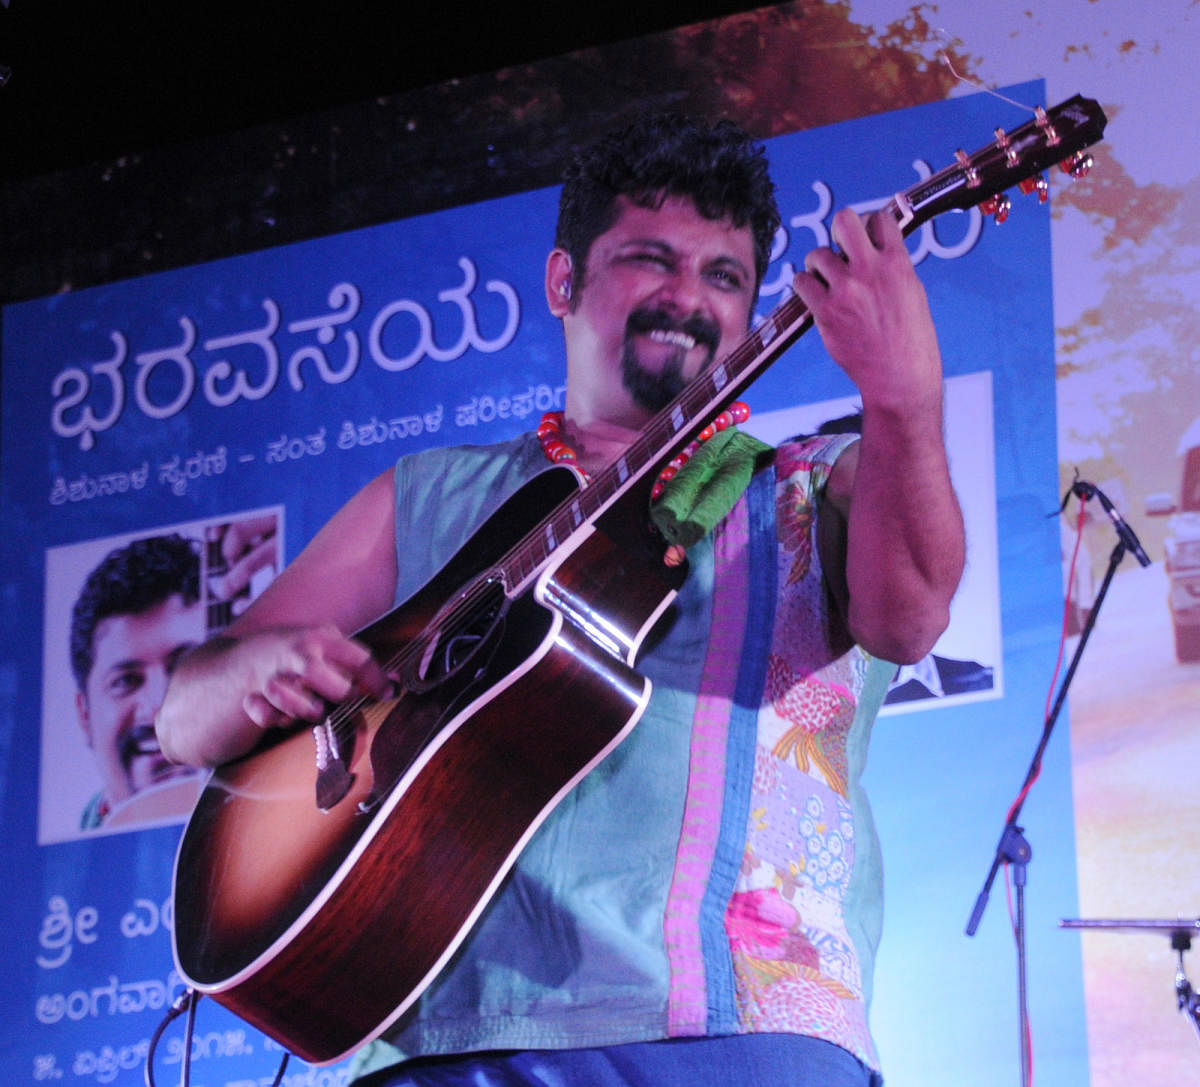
[313,718,356,812]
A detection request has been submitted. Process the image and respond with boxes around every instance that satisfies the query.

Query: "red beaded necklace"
[537,401,750,499]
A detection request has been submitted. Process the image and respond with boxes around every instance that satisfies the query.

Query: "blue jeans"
[353,1034,880,1086]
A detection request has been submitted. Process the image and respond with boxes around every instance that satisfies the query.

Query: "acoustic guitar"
[172,96,1107,1064]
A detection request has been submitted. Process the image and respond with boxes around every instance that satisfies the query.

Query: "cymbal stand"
[1173,930,1200,1045]
[1061,919,1200,1053]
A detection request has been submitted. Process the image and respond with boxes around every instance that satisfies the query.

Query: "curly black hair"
[555,113,781,296]
[70,533,201,691]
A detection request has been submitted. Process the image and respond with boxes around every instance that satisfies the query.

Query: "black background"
[1,0,765,182]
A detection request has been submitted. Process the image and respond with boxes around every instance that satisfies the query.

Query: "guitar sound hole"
[418,577,508,688]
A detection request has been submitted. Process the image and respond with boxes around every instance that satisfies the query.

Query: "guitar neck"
[499,94,1107,594]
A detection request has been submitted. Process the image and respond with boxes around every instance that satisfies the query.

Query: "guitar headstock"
[897,95,1108,231]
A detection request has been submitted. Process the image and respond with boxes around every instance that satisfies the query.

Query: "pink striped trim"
[664,496,752,1035]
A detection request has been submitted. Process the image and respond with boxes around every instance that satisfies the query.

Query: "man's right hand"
[157,623,396,768]
[239,624,396,731]
[156,466,401,769]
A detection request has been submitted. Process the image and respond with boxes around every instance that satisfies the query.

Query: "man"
[158,114,964,1085]
[71,533,205,828]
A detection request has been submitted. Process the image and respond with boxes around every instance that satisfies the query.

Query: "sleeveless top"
[350,431,894,1080]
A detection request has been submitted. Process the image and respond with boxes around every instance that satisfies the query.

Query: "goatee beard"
[622,346,687,413]
[621,308,720,413]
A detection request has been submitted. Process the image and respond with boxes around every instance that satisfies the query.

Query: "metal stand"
[1000,826,1033,1087]
[1174,930,1200,1045]
[966,480,1152,1087]
[1059,919,1200,1047]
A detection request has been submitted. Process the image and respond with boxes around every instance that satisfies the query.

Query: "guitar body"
[172,467,684,1064]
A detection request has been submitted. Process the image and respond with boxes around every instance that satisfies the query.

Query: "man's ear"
[75,689,95,748]
[545,249,574,318]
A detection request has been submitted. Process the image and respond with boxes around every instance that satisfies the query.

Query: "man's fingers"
[242,685,320,729]
[240,626,395,732]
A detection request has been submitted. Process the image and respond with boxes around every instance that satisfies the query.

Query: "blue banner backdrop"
[0,82,1086,1086]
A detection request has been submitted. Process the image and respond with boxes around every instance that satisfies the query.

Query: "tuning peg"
[1059,151,1094,178]
[1034,106,1061,147]
[994,127,1019,167]
[1018,174,1050,203]
[955,148,981,188]
[980,193,1011,224]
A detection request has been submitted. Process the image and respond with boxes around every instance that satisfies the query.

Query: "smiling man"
[71,534,204,829]
[550,193,753,442]
[158,114,964,1086]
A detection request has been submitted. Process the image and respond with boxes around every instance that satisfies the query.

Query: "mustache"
[119,723,162,769]
[626,307,721,354]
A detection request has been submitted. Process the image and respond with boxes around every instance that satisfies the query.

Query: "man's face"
[555,194,758,424]
[75,593,203,808]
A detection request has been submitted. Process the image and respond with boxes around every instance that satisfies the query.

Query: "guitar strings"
[934,29,1040,115]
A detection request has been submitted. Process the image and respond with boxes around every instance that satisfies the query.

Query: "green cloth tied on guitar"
[650,426,773,549]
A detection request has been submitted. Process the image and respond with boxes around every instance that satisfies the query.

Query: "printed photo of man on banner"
[40,510,282,843]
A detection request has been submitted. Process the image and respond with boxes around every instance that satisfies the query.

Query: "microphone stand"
[965,480,1151,1087]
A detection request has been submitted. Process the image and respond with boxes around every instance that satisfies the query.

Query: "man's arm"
[155,468,400,767]
[792,208,965,663]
